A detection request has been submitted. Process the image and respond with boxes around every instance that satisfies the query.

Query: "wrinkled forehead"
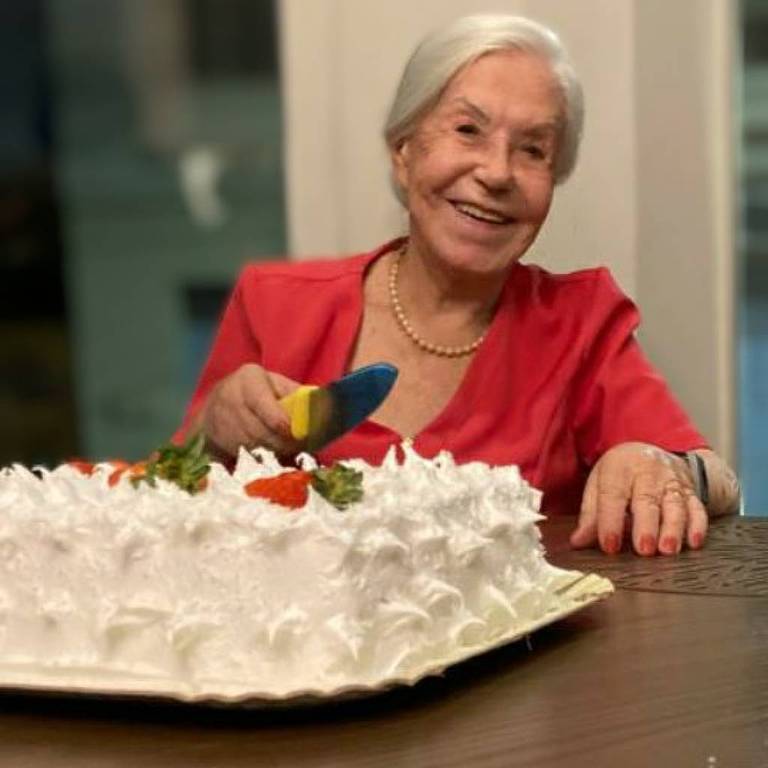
[452,49,561,103]
[433,49,565,124]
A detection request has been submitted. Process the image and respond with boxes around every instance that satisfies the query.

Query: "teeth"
[454,202,509,224]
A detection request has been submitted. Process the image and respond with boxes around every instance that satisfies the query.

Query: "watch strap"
[671,451,709,508]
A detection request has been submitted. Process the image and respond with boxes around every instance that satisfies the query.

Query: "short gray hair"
[384,14,584,187]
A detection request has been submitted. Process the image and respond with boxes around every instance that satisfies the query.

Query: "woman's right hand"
[198,363,301,459]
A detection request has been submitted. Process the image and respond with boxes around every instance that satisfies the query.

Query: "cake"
[0,441,609,702]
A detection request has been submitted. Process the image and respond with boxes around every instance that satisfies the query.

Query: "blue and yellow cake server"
[279,363,398,452]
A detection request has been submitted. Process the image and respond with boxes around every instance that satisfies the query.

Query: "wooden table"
[0,516,766,767]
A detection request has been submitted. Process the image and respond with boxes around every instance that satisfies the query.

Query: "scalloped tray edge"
[0,569,614,707]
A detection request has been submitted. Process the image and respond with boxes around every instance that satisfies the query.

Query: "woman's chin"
[433,259,516,285]
[409,223,530,276]
[433,243,524,277]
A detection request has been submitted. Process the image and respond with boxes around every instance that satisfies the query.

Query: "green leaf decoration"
[131,432,211,495]
[310,463,363,510]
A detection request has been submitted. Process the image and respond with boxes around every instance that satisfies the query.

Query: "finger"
[207,386,286,455]
[235,402,301,455]
[240,373,293,439]
[685,494,709,550]
[595,465,631,554]
[268,371,302,399]
[205,404,258,457]
[629,470,662,557]
[657,480,688,555]
[266,373,303,440]
[570,470,598,549]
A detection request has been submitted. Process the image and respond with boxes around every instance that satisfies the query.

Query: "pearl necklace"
[388,246,487,358]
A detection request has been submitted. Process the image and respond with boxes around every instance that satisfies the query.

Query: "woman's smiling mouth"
[451,200,513,225]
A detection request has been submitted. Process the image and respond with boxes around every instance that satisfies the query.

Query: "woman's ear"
[390,139,410,194]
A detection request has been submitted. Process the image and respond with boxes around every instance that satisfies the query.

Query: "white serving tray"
[0,568,613,707]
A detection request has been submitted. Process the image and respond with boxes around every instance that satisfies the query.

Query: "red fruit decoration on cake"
[244,464,362,510]
[101,432,363,511]
[244,470,312,508]
[66,460,96,476]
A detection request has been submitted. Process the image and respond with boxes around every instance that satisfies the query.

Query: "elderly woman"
[177,14,740,555]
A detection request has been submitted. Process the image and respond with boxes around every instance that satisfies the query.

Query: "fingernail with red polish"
[661,536,679,554]
[603,533,621,554]
[639,534,656,556]
[691,533,704,550]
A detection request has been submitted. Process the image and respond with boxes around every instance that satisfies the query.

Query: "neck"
[385,239,506,357]
[396,238,506,325]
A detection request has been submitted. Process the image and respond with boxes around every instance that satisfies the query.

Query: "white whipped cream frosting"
[0,445,566,699]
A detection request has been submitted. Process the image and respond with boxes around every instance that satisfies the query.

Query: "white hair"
[384,14,584,189]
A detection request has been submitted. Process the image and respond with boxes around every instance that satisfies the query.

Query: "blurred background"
[0,0,285,464]
[0,0,765,513]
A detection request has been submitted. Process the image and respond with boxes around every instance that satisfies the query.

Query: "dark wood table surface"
[0,515,766,768]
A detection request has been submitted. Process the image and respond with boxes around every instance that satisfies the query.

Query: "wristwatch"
[671,451,709,508]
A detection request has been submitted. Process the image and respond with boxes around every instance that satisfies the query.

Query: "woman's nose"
[474,142,515,191]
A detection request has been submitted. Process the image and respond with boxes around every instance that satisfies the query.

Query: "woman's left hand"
[569,442,708,556]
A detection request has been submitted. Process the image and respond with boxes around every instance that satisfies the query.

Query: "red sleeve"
[173,267,262,442]
[571,269,708,466]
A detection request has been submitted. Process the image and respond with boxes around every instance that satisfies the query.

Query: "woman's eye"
[523,145,546,160]
[456,123,479,136]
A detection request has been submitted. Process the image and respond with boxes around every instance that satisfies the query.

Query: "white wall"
[634,0,737,463]
[278,0,737,461]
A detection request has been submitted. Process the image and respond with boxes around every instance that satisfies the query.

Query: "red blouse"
[176,239,707,516]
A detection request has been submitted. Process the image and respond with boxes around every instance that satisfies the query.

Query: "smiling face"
[391,49,563,277]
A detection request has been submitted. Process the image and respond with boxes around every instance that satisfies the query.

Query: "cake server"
[279,363,398,452]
